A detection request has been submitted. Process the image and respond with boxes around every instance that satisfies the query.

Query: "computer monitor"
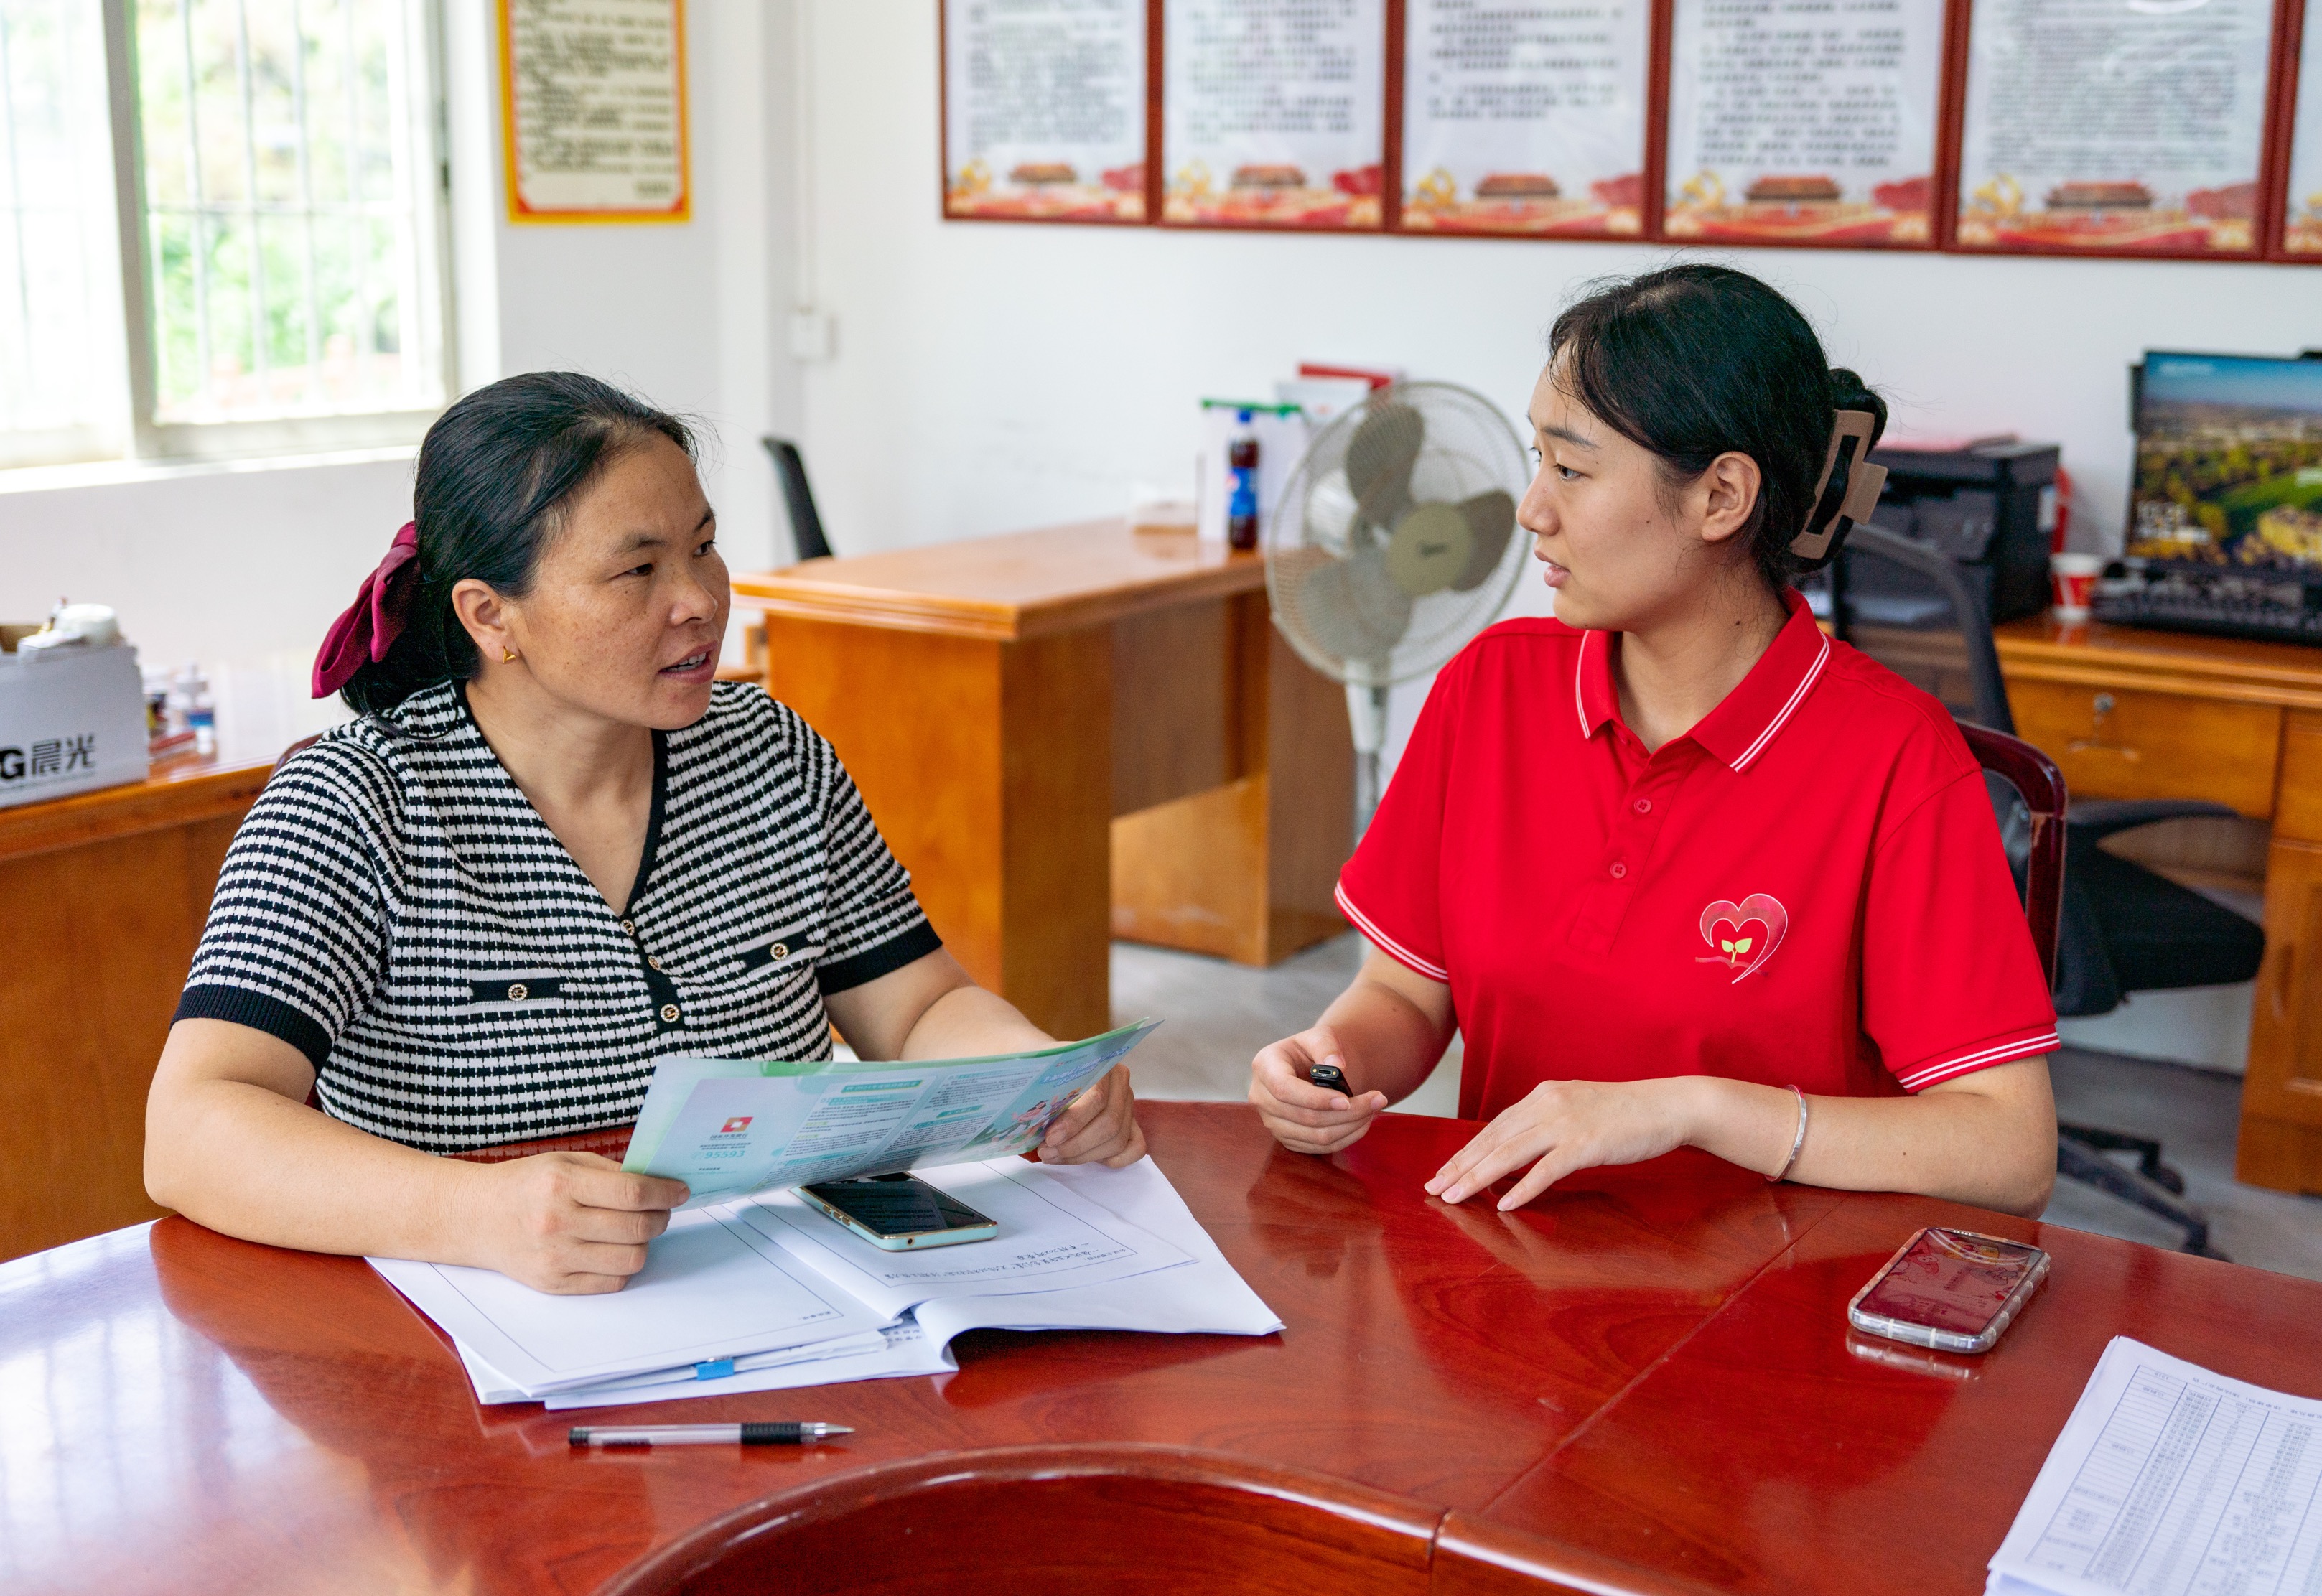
[2129,353,2322,574]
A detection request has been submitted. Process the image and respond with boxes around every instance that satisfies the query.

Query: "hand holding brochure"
[621,1020,1159,1205]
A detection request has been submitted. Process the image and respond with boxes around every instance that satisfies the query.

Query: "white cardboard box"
[0,643,151,808]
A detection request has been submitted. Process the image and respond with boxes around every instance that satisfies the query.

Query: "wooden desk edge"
[732,559,1270,643]
[0,760,274,864]
[1994,625,2322,711]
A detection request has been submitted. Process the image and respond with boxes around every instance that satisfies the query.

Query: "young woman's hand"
[1249,1025,1394,1155]
[467,1152,692,1294]
[1426,1078,1699,1210]
[1037,1065,1147,1167]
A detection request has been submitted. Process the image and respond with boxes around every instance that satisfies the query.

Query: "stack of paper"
[1987,1337,2322,1595]
[371,1154,1282,1410]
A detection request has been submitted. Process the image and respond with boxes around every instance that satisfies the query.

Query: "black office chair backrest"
[1829,523,2014,733]
[760,436,834,563]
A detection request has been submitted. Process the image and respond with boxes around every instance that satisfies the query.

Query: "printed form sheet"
[1987,1337,2322,1596]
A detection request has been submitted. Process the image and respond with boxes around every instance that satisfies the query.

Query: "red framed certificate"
[2281,0,2321,256]
[1398,0,1650,237]
[1162,0,1388,230]
[941,0,1152,223]
[1955,0,2278,257]
[1661,0,1946,248]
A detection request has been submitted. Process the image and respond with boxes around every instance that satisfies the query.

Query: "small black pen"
[569,1422,852,1447]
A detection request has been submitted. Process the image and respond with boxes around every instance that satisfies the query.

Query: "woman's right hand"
[467,1152,691,1294]
[1249,1025,1392,1155]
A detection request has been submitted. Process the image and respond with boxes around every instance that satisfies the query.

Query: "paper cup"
[2050,552,2103,624]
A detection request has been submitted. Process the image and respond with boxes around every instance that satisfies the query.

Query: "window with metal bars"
[0,0,449,469]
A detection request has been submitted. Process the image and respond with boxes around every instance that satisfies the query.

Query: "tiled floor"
[1112,933,2322,1284]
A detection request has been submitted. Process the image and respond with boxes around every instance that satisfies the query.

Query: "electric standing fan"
[1267,381,1532,825]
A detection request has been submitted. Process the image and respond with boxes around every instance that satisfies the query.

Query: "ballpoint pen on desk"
[569,1422,852,1447]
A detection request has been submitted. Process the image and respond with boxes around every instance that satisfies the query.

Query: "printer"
[1845,440,2060,625]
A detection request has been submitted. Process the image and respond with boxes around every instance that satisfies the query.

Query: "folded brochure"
[622,1019,1160,1205]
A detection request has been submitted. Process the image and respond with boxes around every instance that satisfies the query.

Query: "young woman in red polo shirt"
[1249,264,2059,1217]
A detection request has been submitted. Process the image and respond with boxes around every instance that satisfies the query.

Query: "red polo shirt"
[1337,592,2058,1121]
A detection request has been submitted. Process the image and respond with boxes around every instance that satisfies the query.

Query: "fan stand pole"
[1346,681,1390,836]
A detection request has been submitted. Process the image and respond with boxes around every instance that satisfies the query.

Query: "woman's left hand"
[1036,1065,1147,1168]
[1427,1077,1699,1210]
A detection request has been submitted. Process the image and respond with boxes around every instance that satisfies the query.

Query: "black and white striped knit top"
[175,680,939,1152]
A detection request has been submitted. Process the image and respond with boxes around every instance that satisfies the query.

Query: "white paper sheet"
[730,1158,1190,1320]
[371,1205,883,1397]
[544,1317,957,1411]
[541,1159,1279,1409]
[1987,1337,2322,1596]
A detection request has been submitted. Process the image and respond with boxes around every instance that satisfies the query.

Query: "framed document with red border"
[1162,0,1388,230]
[941,0,1152,223]
[1397,0,1650,238]
[1661,0,1946,248]
[500,0,690,224]
[2282,0,2321,257]
[1955,0,2277,257]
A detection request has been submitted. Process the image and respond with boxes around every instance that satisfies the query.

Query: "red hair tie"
[312,521,421,699]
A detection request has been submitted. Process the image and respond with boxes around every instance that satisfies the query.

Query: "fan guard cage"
[1265,381,1533,689]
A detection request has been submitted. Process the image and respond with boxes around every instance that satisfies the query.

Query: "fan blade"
[1344,401,1423,531]
[1277,546,1413,666]
[1386,503,1475,598]
[1449,490,1518,592]
[1303,468,1359,554]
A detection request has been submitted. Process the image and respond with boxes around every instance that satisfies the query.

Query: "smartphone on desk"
[799,1174,999,1251]
[1847,1227,2050,1355]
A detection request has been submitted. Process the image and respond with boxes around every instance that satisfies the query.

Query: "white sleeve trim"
[1892,1030,2058,1092]
[1334,882,1450,983]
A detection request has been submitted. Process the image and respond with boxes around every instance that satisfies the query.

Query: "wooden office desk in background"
[1996,617,2322,1196]
[734,523,1355,1040]
[0,752,273,1262]
[9,1100,2321,1596]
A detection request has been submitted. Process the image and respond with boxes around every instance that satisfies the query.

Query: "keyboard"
[2094,578,2322,644]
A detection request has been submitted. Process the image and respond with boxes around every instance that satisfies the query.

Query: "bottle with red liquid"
[1226,411,1260,551]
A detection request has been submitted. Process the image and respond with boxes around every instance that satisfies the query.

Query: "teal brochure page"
[623,1019,1160,1205]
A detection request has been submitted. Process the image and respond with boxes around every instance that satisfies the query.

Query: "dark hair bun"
[343,373,695,717]
[1548,265,1883,590]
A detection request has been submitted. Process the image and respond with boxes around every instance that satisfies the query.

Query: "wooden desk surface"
[730,521,1266,642]
[7,1101,2317,1596]
[0,749,274,864]
[1995,615,2322,708]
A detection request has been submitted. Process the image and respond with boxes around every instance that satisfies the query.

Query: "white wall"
[0,0,801,675]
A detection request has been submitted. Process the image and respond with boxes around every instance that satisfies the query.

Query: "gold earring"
[501,646,517,663]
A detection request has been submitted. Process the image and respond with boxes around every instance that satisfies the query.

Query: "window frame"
[84,0,456,467]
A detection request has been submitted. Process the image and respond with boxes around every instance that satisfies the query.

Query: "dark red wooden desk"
[4,1102,2317,1595]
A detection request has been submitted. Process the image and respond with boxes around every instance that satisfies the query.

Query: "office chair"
[1834,525,2257,1256]
[760,436,835,562]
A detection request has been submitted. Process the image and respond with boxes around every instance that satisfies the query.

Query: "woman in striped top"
[145,373,1143,1294]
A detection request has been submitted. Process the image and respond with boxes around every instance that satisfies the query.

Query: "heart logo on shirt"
[1697,895,1789,984]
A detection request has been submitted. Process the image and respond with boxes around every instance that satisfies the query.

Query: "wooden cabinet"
[2244,838,2322,1191]
[1997,620,2322,1195]
[0,756,272,1262]
[2007,678,2281,816]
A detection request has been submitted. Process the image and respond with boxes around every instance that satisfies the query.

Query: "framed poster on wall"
[1398,1,1649,236]
[1956,0,2276,256]
[1162,0,1388,230]
[1661,0,1945,247]
[500,0,689,223]
[2284,1,2322,256]
[941,0,1150,223]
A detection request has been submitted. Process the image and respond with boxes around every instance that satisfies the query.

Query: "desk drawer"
[2006,680,2280,816]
